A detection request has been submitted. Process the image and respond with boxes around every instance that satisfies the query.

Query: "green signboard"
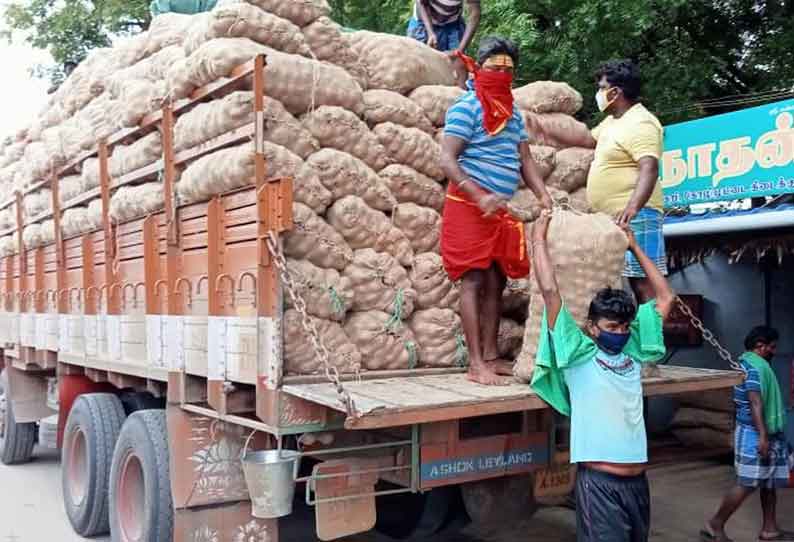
[661,99,794,207]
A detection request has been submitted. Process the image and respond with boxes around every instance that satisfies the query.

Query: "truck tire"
[375,485,467,540]
[62,393,126,537]
[109,410,173,542]
[0,371,37,465]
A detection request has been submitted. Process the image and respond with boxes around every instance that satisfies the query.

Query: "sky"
[0,2,52,141]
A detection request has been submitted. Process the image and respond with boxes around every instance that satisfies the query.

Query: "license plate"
[534,463,576,497]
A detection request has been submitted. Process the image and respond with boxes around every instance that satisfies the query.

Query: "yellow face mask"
[482,54,515,70]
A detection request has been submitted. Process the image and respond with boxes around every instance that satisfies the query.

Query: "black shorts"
[575,466,650,542]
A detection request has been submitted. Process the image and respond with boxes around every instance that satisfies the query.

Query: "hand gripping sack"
[507,187,568,223]
[344,310,419,371]
[409,252,459,311]
[326,196,414,266]
[305,149,396,211]
[379,164,445,212]
[302,107,389,171]
[513,210,628,382]
[284,310,361,375]
[343,249,417,319]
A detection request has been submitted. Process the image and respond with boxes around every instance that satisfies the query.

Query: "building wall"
[662,253,794,442]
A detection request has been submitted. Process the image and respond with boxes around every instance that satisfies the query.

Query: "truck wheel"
[62,393,126,537]
[375,485,466,540]
[109,410,173,542]
[461,474,538,526]
[0,371,37,465]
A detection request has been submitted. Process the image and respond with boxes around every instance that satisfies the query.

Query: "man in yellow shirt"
[550,59,666,303]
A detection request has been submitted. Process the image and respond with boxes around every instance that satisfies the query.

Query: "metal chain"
[674,296,745,372]
[264,233,358,418]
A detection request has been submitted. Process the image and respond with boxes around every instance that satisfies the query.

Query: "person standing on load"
[530,210,674,542]
[440,36,553,386]
[702,326,794,542]
[407,0,481,56]
[549,59,666,304]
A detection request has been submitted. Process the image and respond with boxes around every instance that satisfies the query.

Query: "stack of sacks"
[6,0,609,378]
[672,390,736,449]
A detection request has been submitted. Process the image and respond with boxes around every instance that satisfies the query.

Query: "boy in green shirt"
[530,210,674,542]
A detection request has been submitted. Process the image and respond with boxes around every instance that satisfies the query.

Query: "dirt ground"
[1,449,792,542]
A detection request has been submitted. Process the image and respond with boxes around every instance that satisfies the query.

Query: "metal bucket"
[241,448,300,518]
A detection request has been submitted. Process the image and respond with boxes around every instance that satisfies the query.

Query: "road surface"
[1,448,792,542]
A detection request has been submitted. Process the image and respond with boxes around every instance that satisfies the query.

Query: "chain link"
[674,296,745,372]
[264,233,358,418]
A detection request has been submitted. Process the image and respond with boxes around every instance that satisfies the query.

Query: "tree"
[3,0,150,84]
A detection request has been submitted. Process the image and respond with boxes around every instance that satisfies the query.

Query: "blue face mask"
[595,328,630,355]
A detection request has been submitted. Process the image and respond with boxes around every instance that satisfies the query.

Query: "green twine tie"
[405,340,418,369]
[455,332,469,367]
[328,286,345,317]
[384,288,405,332]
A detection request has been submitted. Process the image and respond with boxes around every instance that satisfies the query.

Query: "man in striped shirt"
[407,0,481,56]
[440,37,553,385]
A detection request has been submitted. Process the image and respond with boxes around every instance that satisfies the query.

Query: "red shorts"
[440,184,529,281]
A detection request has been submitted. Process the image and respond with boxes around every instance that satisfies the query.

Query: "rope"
[455,332,469,367]
[328,286,345,317]
[384,287,405,332]
[405,340,418,369]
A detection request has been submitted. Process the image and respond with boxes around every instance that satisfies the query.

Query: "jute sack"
[678,390,734,413]
[568,188,592,213]
[306,149,396,211]
[514,82,583,116]
[62,202,102,238]
[343,249,417,318]
[302,107,390,171]
[326,196,414,266]
[348,31,456,94]
[107,46,186,98]
[284,258,354,321]
[184,3,311,57]
[222,0,331,27]
[167,38,268,100]
[409,308,466,368]
[23,220,55,249]
[146,13,193,54]
[546,147,594,193]
[531,145,557,180]
[408,85,465,127]
[373,122,444,180]
[524,113,591,150]
[110,183,164,222]
[496,318,524,360]
[671,407,734,433]
[409,252,459,311]
[502,278,530,317]
[514,210,628,382]
[673,427,733,450]
[362,90,434,134]
[109,132,163,179]
[301,17,368,89]
[392,203,441,254]
[379,164,445,211]
[284,309,361,375]
[81,159,101,191]
[177,142,331,213]
[57,176,82,208]
[0,236,15,256]
[0,207,16,231]
[117,80,167,127]
[174,91,319,158]
[344,310,419,370]
[284,202,353,271]
[23,190,52,219]
[507,187,568,223]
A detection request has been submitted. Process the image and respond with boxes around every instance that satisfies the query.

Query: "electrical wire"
[659,89,794,116]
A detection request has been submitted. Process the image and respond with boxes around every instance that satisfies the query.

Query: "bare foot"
[701,520,733,542]
[484,358,514,376]
[467,361,512,386]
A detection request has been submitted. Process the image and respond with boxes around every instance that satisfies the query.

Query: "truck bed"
[283,366,743,430]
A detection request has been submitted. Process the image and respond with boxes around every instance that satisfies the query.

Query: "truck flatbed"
[283,366,743,430]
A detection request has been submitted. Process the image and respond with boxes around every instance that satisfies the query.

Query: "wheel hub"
[67,428,89,506]
[118,452,145,542]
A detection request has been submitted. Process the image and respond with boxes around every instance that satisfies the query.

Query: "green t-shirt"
[530,301,667,416]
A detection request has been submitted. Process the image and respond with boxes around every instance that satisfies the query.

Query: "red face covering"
[455,52,515,135]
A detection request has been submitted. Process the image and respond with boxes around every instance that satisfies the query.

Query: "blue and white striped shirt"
[734,359,762,427]
[443,83,529,198]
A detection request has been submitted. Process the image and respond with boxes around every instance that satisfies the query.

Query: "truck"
[0,56,743,542]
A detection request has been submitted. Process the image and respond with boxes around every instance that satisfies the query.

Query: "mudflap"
[313,459,378,541]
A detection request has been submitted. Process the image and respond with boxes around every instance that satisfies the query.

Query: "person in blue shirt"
[530,209,674,542]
